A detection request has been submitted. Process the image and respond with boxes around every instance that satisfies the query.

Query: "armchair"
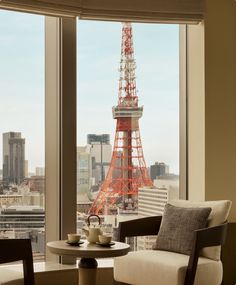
[114,200,231,285]
[0,239,35,285]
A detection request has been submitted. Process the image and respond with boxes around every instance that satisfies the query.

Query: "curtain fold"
[0,0,204,23]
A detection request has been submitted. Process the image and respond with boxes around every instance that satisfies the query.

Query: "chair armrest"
[195,221,228,249]
[116,215,162,242]
[184,222,228,285]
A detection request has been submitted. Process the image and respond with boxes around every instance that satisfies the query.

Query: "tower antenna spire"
[89,23,153,214]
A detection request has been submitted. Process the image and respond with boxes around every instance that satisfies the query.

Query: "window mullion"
[45,16,77,263]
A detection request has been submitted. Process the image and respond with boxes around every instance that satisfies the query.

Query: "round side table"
[47,240,130,285]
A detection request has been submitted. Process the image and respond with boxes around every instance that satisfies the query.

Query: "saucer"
[96,241,115,247]
[66,240,84,246]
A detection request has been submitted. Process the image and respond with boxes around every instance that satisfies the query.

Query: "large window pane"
[77,20,179,250]
[0,11,45,260]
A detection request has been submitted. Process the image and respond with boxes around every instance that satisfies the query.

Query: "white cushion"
[114,250,223,285]
[169,200,232,260]
[0,269,23,285]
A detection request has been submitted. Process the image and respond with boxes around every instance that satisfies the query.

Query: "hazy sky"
[0,11,179,173]
[0,11,44,173]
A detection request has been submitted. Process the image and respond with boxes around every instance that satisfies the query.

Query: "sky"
[0,11,179,174]
[0,11,44,173]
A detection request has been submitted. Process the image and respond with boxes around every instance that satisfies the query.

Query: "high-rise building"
[77,146,91,203]
[137,184,178,250]
[76,136,112,204]
[35,167,45,176]
[137,186,168,250]
[87,134,110,145]
[138,186,168,217]
[0,194,23,208]
[150,162,169,180]
[153,173,179,200]
[2,132,25,185]
[24,160,29,178]
[29,176,45,194]
[88,135,112,184]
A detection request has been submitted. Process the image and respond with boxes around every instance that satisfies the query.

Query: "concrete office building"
[77,146,91,203]
[88,134,112,184]
[0,205,45,232]
[2,132,25,185]
[29,176,45,194]
[87,134,110,145]
[137,186,167,251]
[154,174,179,201]
[35,167,45,176]
[0,194,23,208]
[25,160,29,178]
[22,192,45,208]
[0,205,45,258]
[90,142,112,184]
[138,186,169,217]
[137,186,176,250]
[77,135,112,204]
[150,162,169,181]
[77,135,112,207]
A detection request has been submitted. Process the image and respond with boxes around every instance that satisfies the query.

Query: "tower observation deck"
[89,23,153,215]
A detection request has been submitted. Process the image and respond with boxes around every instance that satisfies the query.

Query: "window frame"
[0,5,205,264]
[45,17,76,263]
[45,18,193,263]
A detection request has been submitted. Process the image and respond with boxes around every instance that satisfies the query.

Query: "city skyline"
[0,11,179,173]
[0,131,177,174]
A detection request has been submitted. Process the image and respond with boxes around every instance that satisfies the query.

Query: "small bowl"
[98,234,112,245]
[67,233,81,243]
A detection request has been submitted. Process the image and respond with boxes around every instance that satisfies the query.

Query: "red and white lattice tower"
[89,22,153,214]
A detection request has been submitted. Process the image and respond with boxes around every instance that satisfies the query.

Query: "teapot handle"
[87,214,101,226]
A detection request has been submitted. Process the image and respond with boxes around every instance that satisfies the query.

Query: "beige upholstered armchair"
[114,200,231,285]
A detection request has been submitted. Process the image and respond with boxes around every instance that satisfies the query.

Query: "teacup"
[67,233,81,243]
[98,234,112,245]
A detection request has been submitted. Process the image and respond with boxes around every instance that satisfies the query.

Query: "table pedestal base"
[79,258,98,285]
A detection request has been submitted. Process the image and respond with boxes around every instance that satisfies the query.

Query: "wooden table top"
[47,240,130,259]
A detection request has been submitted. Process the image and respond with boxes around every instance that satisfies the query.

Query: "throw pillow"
[153,204,212,255]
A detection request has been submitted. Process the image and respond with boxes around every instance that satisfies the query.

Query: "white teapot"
[82,214,103,243]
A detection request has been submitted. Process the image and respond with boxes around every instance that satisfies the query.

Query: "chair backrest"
[169,199,232,260]
[0,239,35,285]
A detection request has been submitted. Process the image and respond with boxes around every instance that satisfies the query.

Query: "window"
[0,10,45,261]
[76,20,180,250]
[0,2,200,263]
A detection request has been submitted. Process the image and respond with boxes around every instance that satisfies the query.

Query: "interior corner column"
[45,16,77,263]
[186,23,205,201]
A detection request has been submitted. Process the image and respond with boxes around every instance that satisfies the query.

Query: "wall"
[186,5,236,282]
[188,0,236,221]
[205,0,236,222]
